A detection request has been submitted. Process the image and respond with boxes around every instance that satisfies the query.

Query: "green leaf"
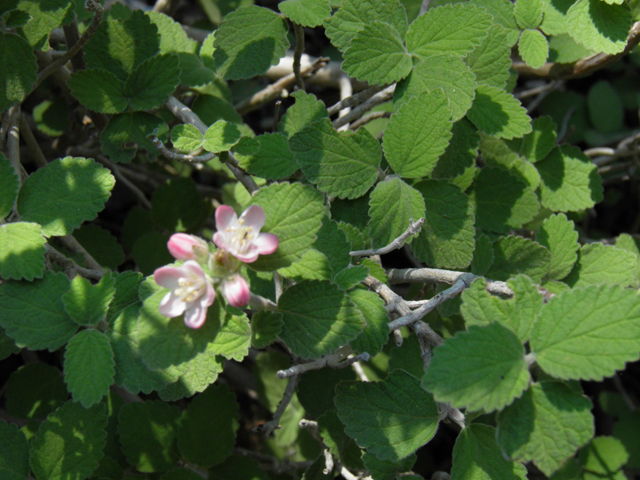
[73,224,126,270]
[530,285,640,381]
[563,243,638,288]
[171,124,203,152]
[63,329,115,407]
[202,120,241,153]
[470,232,495,276]
[470,0,520,45]
[158,350,225,401]
[515,0,544,28]
[336,369,439,462]
[348,288,389,356]
[177,384,239,467]
[278,280,365,359]
[451,424,528,480]
[118,401,181,472]
[209,456,271,480]
[213,6,289,80]
[540,0,573,35]
[106,271,143,323]
[249,182,325,271]
[17,157,115,237]
[518,29,549,69]
[536,145,602,212]
[277,248,334,281]
[362,452,417,480]
[464,25,511,89]
[250,311,283,349]
[486,235,551,283]
[236,132,298,180]
[5,363,67,420]
[278,91,328,138]
[535,213,579,280]
[0,222,46,280]
[0,271,77,351]
[395,55,476,122]
[578,437,628,476]
[367,178,425,249]
[469,167,540,233]
[83,10,159,81]
[383,90,453,178]
[342,20,412,85]
[0,154,18,217]
[67,68,128,114]
[206,313,251,362]
[566,0,631,54]
[124,54,181,111]
[587,81,624,134]
[334,265,369,290]
[324,0,408,53]
[467,85,532,139]
[424,323,530,412]
[16,0,72,50]
[29,402,107,480]
[151,177,204,232]
[100,111,165,164]
[318,410,364,471]
[0,34,37,113]
[279,0,331,27]
[497,381,594,476]
[63,273,116,326]
[411,180,475,269]
[432,119,480,180]
[518,115,557,162]
[314,216,352,275]
[147,11,198,54]
[0,420,29,480]
[289,119,381,199]
[298,367,357,418]
[406,3,493,59]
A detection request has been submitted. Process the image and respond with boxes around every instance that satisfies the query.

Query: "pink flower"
[222,274,251,307]
[213,205,279,263]
[154,261,215,329]
[167,233,208,260]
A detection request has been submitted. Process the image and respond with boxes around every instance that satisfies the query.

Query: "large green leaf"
[464,25,511,89]
[467,85,532,140]
[566,0,631,54]
[0,34,37,113]
[278,0,331,27]
[485,235,551,283]
[564,243,638,288]
[0,222,46,281]
[535,213,579,280]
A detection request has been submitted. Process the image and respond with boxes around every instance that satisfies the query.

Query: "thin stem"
[292,22,305,91]
[45,245,103,280]
[254,374,300,437]
[19,113,47,168]
[327,85,385,116]
[62,17,86,72]
[150,136,215,164]
[351,218,424,257]
[58,235,105,274]
[333,85,395,129]
[248,293,278,311]
[350,110,392,130]
[277,348,370,378]
[97,155,152,209]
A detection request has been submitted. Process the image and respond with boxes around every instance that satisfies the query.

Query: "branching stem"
[350,218,424,257]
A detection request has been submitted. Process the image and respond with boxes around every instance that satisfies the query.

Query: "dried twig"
[277,348,370,378]
[254,374,300,437]
[333,85,395,129]
[327,85,385,117]
[351,218,424,257]
[150,136,215,164]
[387,267,514,296]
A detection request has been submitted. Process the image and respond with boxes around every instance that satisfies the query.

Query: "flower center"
[174,276,206,303]
[226,219,255,253]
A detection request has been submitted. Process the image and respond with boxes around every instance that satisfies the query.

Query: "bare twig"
[350,111,392,130]
[45,245,103,280]
[323,449,334,475]
[248,293,278,311]
[351,218,424,257]
[97,155,152,209]
[277,349,370,378]
[5,104,24,183]
[333,85,395,129]
[150,136,215,164]
[292,23,305,91]
[62,18,86,72]
[327,85,386,117]
[19,113,47,168]
[337,75,353,131]
[254,374,300,437]
[58,235,105,274]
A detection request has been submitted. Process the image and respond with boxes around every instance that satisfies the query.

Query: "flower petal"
[183,303,207,328]
[223,275,250,307]
[213,231,232,252]
[215,205,238,231]
[253,232,279,255]
[167,233,207,260]
[181,260,206,278]
[159,291,187,317]
[154,266,185,289]
[239,205,266,230]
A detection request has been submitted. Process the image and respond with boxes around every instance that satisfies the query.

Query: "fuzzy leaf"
[348,288,389,356]
[16,0,72,50]
[100,111,165,164]
[469,0,520,45]
[67,68,128,114]
[251,311,283,349]
[518,116,557,162]
[124,54,181,111]
[171,124,203,152]
[0,222,46,281]
[278,0,331,27]
[278,91,328,138]
[535,213,579,280]
[518,29,549,69]
[566,0,631,54]
[203,120,241,153]
[467,85,532,139]
[206,313,251,362]
[464,25,511,89]
[486,236,551,283]
[0,34,37,113]
[564,243,638,288]
[514,0,544,28]
[236,132,298,180]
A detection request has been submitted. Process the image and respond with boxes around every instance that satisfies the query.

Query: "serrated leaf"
[536,146,603,212]
[124,54,181,111]
[535,213,579,280]
[335,369,439,462]
[74,224,125,270]
[151,177,203,232]
[411,180,475,269]
[342,20,412,85]
[177,384,239,467]
[278,280,365,359]
[451,424,528,480]
[64,329,115,407]
[395,55,476,122]
[0,222,46,280]
[279,0,331,27]
[202,120,241,153]
[531,285,640,381]
[486,235,551,283]
[464,25,511,89]
[318,410,365,471]
[540,0,573,35]
[432,119,480,180]
[158,350,224,401]
[518,115,557,162]
[118,401,181,472]
[67,68,128,114]
[515,0,544,28]
[313,216,352,275]
[0,154,19,217]
[383,90,453,178]
[0,34,37,113]
[16,0,72,50]
[0,420,29,480]
[467,85,532,139]
[334,265,369,290]
[17,157,115,237]
[0,271,77,351]
[423,323,530,412]
[578,436,628,476]
[469,167,540,233]
[100,111,165,164]
[213,6,289,80]
[249,182,325,271]
[470,232,495,276]
[470,0,520,45]
[519,29,549,69]
[324,0,408,53]
[207,313,251,361]
[236,132,298,180]
[29,402,107,480]
[147,11,198,54]
[362,452,417,480]
[278,91,328,138]
[406,3,493,59]
[563,243,637,287]
[566,0,631,54]
[171,124,204,152]
[251,311,283,349]
[5,363,67,420]
[348,288,389,356]
[289,119,381,199]
[277,248,334,281]
[368,178,425,249]
[63,274,115,326]
[497,381,594,475]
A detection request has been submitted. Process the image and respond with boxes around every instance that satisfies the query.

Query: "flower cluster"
[153,205,278,328]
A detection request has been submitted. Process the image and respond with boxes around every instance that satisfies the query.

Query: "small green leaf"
[464,25,511,89]
[0,222,46,281]
[467,85,532,139]
[530,285,640,381]
[278,91,328,138]
[470,232,495,276]
[29,402,107,480]
[335,369,439,462]
[497,381,594,475]
[432,119,480,180]
[124,54,180,111]
[383,90,453,178]
[334,265,369,290]
[67,68,128,114]
[177,384,240,467]
[514,0,544,29]
[578,437,628,476]
[151,177,204,232]
[563,243,638,288]
[63,273,116,326]
[289,119,381,199]
[158,350,224,401]
[17,157,115,237]
[0,420,29,480]
[0,34,37,113]
[519,115,557,162]
[423,323,530,412]
[587,81,624,134]
[250,311,283,349]
[536,145,603,212]
[277,248,334,281]
[16,0,72,50]
[5,363,67,420]
[278,280,365,359]
[203,120,241,153]
[64,329,115,407]
[100,111,165,164]
[406,3,493,59]
[213,6,289,80]
[518,29,549,69]
[535,213,579,280]
[348,288,389,356]
[147,10,198,54]
[566,0,631,54]
[278,0,331,27]
[470,0,520,45]
[235,132,298,180]
[486,235,551,283]
[540,0,573,35]
[315,216,352,275]
[171,124,204,152]
[342,20,412,85]
[206,313,251,362]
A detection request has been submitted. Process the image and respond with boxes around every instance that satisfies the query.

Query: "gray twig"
[292,23,305,91]
[333,85,395,129]
[150,136,215,164]
[254,374,300,437]
[45,245,103,280]
[277,348,370,378]
[327,85,385,117]
[351,218,424,257]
